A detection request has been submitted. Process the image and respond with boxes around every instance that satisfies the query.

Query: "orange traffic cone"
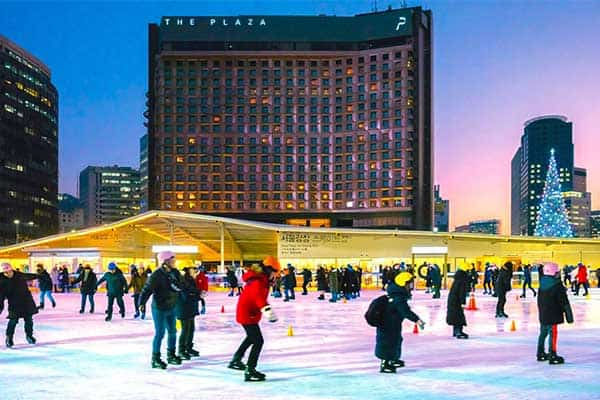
[343,297,348,304]
[287,324,294,336]
[221,305,225,313]
[466,293,478,310]
[510,320,517,332]
[413,323,419,334]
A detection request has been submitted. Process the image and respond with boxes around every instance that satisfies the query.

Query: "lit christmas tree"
[534,149,573,238]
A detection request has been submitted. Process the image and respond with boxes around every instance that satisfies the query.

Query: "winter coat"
[328,269,340,292]
[177,274,201,320]
[236,270,270,325]
[316,268,328,291]
[128,273,147,294]
[375,282,420,360]
[302,269,312,285]
[523,266,532,284]
[195,271,209,292]
[430,266,442,287]
[72,269,97,295]
[50,268,59,285]
[577,265,588,284]
[283,269,296,289]
[495,267,512,294]
[97,272,128,296]
[0,272,39,319]
[484,267,493,283]
[446,269,469,327]
[59,269,69,285]
[140,266,182,311]
[537,275,573,325]
[37,270,53,291]
[235,267,244,288]
[226,270,238,288]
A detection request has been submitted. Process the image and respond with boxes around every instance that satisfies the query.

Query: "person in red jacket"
[194,265,208,315]
[228,256,280,382]
[575,263,589,296]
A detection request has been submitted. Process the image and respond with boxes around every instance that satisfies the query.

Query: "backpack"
[364,295,389,327]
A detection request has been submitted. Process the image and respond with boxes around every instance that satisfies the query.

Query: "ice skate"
[167,350,182,365]
[456,331,469,339]
[79,309,84,314]
[379,360,396,373]
[502,313,509,318]
[228,359,246,370]
[52,300,56,308]
[37,303,44,310]
[244,367,266,381]
[6,335,14,348]
[152,353,167,369]
[187,347,200,357]
[26,335,36,345]
[120,310,125,318]
[105,315,112,322]
[536,352,549,361]
[134,312,140,318]
[391,360,405,368]
[178,349,191,360]
[549,352,565,365]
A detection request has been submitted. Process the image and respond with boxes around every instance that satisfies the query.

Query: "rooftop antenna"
[372,0,378,12]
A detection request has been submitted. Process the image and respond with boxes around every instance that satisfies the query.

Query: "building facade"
[79,166,141,227]
[434,184,449,232]
[511,116,573,236]
[58,193,85,233]
[455,219,500,235]
[0,35,59,245]
[564,167,591,237]
[139,134,149,212]
[590,210,600,238]
[147,8,433,229]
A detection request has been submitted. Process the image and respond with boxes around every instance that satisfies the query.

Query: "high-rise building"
[139,134,149,212]
[433,184,449,232]
[455,219,500,235]
[511,116,573,236]
[58,193,84,233]
[147,7,433,229]
[0,35,58,245]
[79,166,141,227]
[590,210,600,238]
[564,167,591,237]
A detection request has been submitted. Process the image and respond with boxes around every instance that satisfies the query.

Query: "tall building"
[139,134,149,212]
[511,116,573,236]
[455,219,500,235]
[590,210,600,238]
[433,184,449,232]
[79,166,141,227]
[58,193,84,233]
[147,7,433,229]
[564,167,591,237]
[0,35,58,245]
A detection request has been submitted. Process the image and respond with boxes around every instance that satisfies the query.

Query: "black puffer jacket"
[446,269,469,327]
[37,270,53,291]
[0,272,39,319]
[538,275,573,325]
[72,268,97,295]
[176,273,200,320]
[140,266,182,311]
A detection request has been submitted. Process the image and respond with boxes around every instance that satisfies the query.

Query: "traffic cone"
[413,323,419,334]
[343,297,348,304]
[287,324,294,336]
[510,320,517,332]
[221,305,225,313]
[466,293,478,310]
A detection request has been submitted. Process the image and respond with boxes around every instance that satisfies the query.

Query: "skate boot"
[391,360,405,368]
[167,350,182,365]
[187,345,200,357]
[228,359,246,370]
[141,312,145,319]
[105,315,112,322]
[456,331,469,339]
[548,352,565,365]
[26,334,36,345]
[90,307,94,314]
[318,294,325,300]
[178,348,191,361]
[52,300,56,308]
[379,360,396,373]
[152,353,167,369]
[502,313,509,318]
[536,351,549,361]
[244,367,266,381]
[38,303,44,310]
[5,335,14,348]
[120,310,125,318]
[134,312,140,318]
[79,309,84,314]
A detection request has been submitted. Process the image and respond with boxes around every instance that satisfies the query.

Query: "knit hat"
[157,250,176,264]
[394,271,413,287]
[543,262,559,276]
[1,262,12,273]
[107,262,117,271]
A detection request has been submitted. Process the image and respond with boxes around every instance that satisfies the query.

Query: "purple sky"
[2,0,599,232]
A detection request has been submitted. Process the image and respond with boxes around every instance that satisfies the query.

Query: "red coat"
[195,272,208,291]
[577,265,588,283]
[236,270,270,325]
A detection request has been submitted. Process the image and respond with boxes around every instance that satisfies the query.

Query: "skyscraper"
[139,134,149,212]
[0,35,59,245]
[146,7,433,229]
[564,167,591,237]
[434,184,449,232]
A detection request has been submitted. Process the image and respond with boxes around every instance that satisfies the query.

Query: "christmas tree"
[534,149,573,238]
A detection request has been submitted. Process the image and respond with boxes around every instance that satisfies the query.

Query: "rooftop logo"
[162,17,267,28]
[395,16,407,31]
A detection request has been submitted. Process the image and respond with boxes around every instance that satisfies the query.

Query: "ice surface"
[1,288,599,400]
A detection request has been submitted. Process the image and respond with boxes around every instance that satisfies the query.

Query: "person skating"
[195,265,208,315]
[495,262,513,318]
[596,267,600,289]
[356,266,363,297]
[301,267,312,295]
[226,266,238,297]
[491,264,499,297]
[96,262,128,321]
[430,264,442,299]
[228,256,279,382]
[35,264,56,310]
[316,265,328,300]
[128,265,147,318]
[469,264,479,293]
[375,272,425,373]
[520,264,537,298]
[177,267,201,360]
[574,263,590,296]
[0,263,38,347]
[446,265,470,339]
[50,265,59,293]
[483,263,493,295]
[537,262,574,364]
[235,263,244,295]
[59,266,70,293]
[328,266,340,303]
[283,264,296,301]
[71,264,97,313]
[139,251,183,369]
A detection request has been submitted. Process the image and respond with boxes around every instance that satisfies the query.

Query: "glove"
[417,320,426,331]
[261,305,278,323]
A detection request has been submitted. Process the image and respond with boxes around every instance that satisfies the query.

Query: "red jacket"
[577,265,588,283]
[195,272,208,291]
[236,270,270,325]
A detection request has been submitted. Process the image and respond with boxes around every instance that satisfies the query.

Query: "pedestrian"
[0,262,38,347]
[536,262,574,364]
[381,265,390,291]
[424,263,432,294]
[328,266,340,303]
[139,251,183,369]
[520,264,537,298]
[35,264,56,309]
[177,267,201,360]
[228,256,279,382]
[316,265,328,300]
[491,264,499,297]
[446,265,470,339]
[59,266,70,293]
[235,264,244,295]
[128,265,147,318]
[430,264,442,299]
[562,265,571,288]
[469,264,478,293]
[575,263,590,296]
[50,265,59,293]
[96,262,128,321]
[195,264,208,315]
[71,264,97,313]
[495,261,513,318]
[226,266,238,297]
[483,263,493,295]
[301,267,312,295]
[355,266,363,297]
[375,271,425,373]
[283,264,296,301]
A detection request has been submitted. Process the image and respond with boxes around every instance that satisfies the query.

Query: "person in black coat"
[35,264,56,309]
[283,264,296,301]
[59,266,70,293]
[430,264,442,299]
[375,272,425,373]
[495,261,513,318]
[301,268,312,295]
[0,263,38,347]
[446,266,470,338]
[226,267,238,297]
[520,264,537,298]
[316,265,328,300]
[536,262,573,364]
[72,264,97,313]
[176,267,201,360]
[96,262,128,321]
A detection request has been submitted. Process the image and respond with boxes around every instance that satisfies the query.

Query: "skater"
[343,264,356,300]
[50,265,59,293]
[469,264,478,293]
[328,266,340,302]
[491,264,500,297]
[72,264,97,313]
[575,263,589,296]
[562,265,571,288]
[96,262,128,321]
[430,264,442,299]
[355,266,363,297]
[195,265,208,314]
[59,266,70,293]
[35,264,56,309]
[128,265,147,318]
[228,256,279,382]
[301,267,312,295]
[235,263,244,295]
[447,265,470,339]
[537,262,574,364]
[177,267,201,360]
[226,266,238,297]
[316,265,328,300]
[483,263,493,295]
[139,251,183,369]
[520,264,537,298]
[375,271,425,373]
[495,261,513,318]
[596,267,600,288]
[283,264,296,301]
[381,265,390,291]
[0,263,38,347]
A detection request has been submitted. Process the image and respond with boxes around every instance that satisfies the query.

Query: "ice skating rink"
[1,288,599,400]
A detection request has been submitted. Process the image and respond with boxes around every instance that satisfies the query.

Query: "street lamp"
[13,220,20,243]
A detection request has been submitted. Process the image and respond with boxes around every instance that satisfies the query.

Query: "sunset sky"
[2,0,599,233]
